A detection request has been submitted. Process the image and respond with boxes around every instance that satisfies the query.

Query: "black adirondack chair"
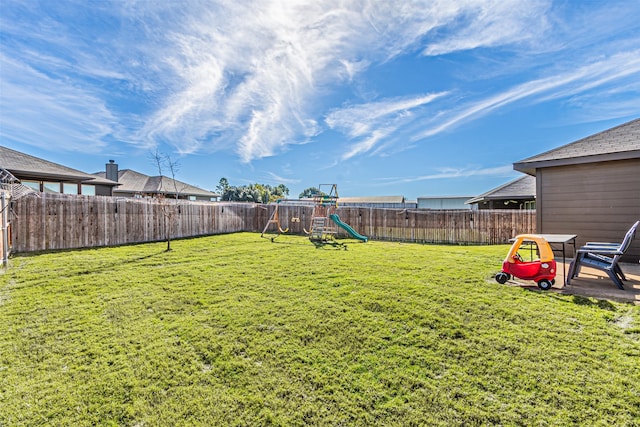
[566,221,639,290]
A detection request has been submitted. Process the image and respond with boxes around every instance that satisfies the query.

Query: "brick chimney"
[106,160,119,182]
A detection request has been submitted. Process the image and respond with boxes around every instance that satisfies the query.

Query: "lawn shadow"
[5,250,167,291]
[263,237,314,247]
[498,280,622,312]
[70,250,167,277]
[261,235,348,250]
[571,295,618,311]
[546,293,618,312]
[312,240,348,250]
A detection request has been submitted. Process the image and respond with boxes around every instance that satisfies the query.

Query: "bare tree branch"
[151,150,182,251]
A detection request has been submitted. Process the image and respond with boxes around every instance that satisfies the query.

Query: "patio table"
[508,234,577,286]
[536,234,577,286]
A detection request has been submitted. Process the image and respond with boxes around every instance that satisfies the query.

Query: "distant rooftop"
[94,169,218,198]
[466,175,535,205]
[417,195,473,200]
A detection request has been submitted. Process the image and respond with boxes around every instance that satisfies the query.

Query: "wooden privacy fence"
[10,194,257,253]
[9,193,536,253]
[258,206,536,245]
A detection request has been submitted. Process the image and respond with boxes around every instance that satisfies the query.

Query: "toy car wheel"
[495,272,509,284]
[537,279,553,291]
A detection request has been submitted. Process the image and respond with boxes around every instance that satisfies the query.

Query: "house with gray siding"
[466,175,536,210]
[417,196,473,210]
[337,196,416,209]
[513,118,640,262]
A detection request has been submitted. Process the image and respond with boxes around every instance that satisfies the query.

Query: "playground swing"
[260,203,289,240]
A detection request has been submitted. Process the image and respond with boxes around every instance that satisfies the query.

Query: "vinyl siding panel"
[537,159,640,262]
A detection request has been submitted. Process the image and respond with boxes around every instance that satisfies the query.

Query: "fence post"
[1,192,9,265]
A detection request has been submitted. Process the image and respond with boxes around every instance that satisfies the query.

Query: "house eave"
[513,150,640,175]
[8,169,108,184]
[466,195,535,204]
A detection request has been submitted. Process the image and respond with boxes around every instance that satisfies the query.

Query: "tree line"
[216,178,324,202]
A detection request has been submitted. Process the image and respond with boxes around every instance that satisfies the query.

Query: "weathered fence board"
[9,193,536,253]
[327,207,535,244]
[10,194,258,252]
[1,192,10,265]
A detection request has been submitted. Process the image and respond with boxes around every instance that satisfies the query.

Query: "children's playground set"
[261,184,368,245]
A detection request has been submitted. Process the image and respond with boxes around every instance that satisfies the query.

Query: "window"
[43,182,61,193]
[21,180,40,191]
[63,183,78,194]
[188,195,196,201]
[81,184,95,196]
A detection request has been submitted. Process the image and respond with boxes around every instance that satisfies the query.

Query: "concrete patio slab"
[504,261,640,304]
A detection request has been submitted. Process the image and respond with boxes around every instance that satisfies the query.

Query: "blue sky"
[1,0,639,199]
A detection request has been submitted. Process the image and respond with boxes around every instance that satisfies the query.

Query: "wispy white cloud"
[0,54,117,152]
[127,0,552,161]
[411,49,640,141]
[422,0,551,56]
[1,0,638,168]
[332,46,640,157]
[378,165,515,185]
[536,51,640,103]
[341,129,393,160]
[563,90,640,125]
[265,172,301,186]
[325,93,447,159]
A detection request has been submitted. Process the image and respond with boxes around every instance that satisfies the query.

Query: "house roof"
[94,169,218,198]
[466,175,536,204]
[0,146,117,185]
[514,118,640,175]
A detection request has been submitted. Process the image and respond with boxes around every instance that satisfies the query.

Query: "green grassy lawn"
[1,233,639,426]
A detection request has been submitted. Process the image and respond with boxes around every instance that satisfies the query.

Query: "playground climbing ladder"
[307,184,339,243]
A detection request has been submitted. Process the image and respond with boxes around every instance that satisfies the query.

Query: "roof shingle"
[514,118,640,175]
[0,146,117,185]
[95,169,217,198]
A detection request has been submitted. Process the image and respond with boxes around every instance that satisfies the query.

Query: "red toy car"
[495,234,557,290]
